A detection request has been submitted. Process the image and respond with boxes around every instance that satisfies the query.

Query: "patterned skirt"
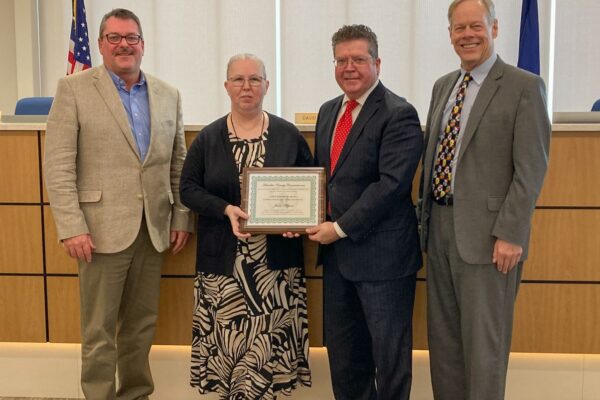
[190,235,311,399]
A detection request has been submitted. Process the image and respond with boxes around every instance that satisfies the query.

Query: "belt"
[432,194,453,206]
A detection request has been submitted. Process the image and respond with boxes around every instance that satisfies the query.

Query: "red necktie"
[330,99,359,172]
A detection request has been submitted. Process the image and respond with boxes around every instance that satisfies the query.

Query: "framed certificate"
[240,167,326,234]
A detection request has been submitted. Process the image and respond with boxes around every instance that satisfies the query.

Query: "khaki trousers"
[78,220,165,400]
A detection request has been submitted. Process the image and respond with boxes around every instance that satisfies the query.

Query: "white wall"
[4,0,599,123]
[553,0,600,111]
[0,0,18,115]
[38,0,71,96]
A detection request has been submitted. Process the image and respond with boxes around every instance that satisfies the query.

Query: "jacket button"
[137,194,143,199]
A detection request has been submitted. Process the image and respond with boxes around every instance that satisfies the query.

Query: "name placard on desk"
[1,114,48,123]
[295,113,318,125]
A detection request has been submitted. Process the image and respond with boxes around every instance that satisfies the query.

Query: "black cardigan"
[180,113,313,276]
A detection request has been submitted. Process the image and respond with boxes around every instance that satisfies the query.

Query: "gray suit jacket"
[45,66,193,254]
[419,57,551,264]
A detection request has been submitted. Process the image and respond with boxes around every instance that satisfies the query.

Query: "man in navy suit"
[306,24,423,400]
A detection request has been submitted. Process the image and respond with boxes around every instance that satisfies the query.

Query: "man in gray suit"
[418,1,551,399]
[44,8,192,399]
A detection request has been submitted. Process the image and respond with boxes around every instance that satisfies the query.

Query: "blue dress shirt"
[107,68,151,161]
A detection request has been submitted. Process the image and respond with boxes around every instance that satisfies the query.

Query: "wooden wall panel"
[412,163,422,205]
[414,282,600,354]
[0,131,40,203]
[0,206,43,273]
[525,209,600,281]
[302,131,315,152]
[303,237,321,277]
[162,236,196,276]
[413,281,428,350]
[43,275,321,346]
[185,131,200,148]
[512,283,600,353]
[0,276,45,342]
[47,277,81,343]
[40,132,48,203]
[306,278,323,347]
[154,278,194,345]
[538,132,600,206]
[3,126,600,354]
[45,205,199,276]
[44,206,78,274]
[45,276,196,345]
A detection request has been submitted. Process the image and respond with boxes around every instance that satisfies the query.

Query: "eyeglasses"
[333,56,372,68]
[228,76,265,87]
[104,33,143,45]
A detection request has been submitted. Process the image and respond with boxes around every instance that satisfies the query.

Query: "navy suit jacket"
[315,82,423,281]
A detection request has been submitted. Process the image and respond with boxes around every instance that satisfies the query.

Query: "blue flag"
[517,0,540,75]
[67,0,92,75]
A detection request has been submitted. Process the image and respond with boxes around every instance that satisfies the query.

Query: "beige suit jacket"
[44,65,193,254]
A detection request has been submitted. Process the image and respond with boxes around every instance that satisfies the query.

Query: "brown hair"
[99,8,143,39]
[331,24,378,59]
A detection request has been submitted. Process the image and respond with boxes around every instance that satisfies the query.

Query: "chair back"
[14,97,54,115]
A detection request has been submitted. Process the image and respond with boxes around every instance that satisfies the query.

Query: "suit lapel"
[330,82,384,178]
[457,58,504,164]
[93,66,140,161]
[145,74,161,165]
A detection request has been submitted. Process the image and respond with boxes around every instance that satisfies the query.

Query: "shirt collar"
[461,52,497,85]
[106,67,146,91]
[343,79,380,107]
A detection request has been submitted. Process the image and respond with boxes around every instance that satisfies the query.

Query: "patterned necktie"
[330,99,359,172]
[432,72,472,200]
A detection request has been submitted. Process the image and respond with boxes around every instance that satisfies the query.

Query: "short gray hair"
[226,53,267,79]
[448,0,496,26]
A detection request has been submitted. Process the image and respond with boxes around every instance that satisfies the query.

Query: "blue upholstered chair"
[592,99,600,112]
[14,97,54,115]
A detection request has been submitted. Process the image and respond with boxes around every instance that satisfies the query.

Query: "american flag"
[517,0,540,75]
[67,0,92,75]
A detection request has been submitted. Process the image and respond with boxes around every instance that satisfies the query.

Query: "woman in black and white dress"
[180,53,312,399]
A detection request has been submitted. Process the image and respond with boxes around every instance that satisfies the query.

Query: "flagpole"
[34,0,42,96]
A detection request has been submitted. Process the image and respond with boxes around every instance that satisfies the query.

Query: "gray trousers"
[78,219,165,400]
[427,203,523,400]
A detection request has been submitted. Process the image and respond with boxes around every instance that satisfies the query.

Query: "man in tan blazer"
[44,8,192,399]
[418,1,550,399]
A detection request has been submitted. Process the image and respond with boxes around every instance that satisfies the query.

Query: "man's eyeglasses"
[104,33,143,45]
[333,56,372,68]
[228,76,265,87]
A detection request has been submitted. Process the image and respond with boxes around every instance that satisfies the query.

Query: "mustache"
[114,48,134,56]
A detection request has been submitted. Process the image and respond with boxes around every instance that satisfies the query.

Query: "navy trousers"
[323,246,417,400]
